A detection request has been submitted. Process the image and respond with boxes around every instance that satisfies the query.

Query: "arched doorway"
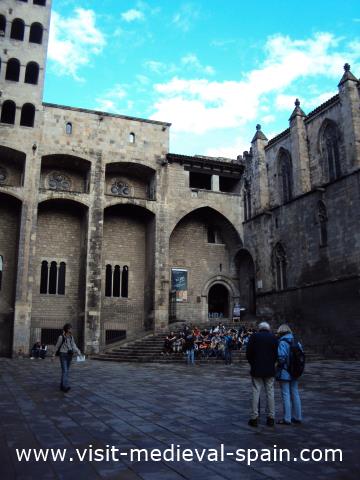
[235,249,256,315]
[208,283,229,320]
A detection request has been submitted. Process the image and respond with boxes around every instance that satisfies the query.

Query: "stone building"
[0,0,359,356]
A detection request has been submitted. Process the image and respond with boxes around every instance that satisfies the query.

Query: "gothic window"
[66,122,72,135]
[20,103,35,127]
[48,173,71,191]
[40,260,66,295]
[274,243,287,291]
[0,166,7,184]
[33,0,47,5]
[0,15,6,37]
[29,23,43,44]
[105,264,129,298]
[129,132,135,143]
[10,19,25,41]
[25,62,39,84]
[1,100,16,125]
[111,180,130,196]
[321,122,341,182]
[0,255,3,291]
[318,201,328,247]
[279,150,293,203]
[243,180,251,221]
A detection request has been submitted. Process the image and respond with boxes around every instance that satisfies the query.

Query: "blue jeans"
[186,349,195,365]
[59,353,73,389]
[279,380,302,423]
[224,347,232,364]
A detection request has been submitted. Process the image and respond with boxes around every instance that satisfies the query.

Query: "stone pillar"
[83,152,105,354]
[211,175,220,191]
[338,63,360,170]
[250,124,269,214]
[12,144,41,357]
[289,99,311,195]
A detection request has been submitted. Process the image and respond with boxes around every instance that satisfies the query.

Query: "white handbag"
[76,354,86,362]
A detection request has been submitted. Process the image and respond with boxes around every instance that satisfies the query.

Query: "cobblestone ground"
[0,358,358,480]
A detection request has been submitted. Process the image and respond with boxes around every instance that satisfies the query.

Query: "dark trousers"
[59,353,73,389]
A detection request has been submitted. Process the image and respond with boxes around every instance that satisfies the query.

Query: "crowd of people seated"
[162,322,256,361]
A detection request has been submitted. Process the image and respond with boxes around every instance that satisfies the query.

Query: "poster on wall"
[171,268,188,302]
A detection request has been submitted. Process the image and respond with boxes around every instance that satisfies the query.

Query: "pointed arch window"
[279,150,293,203]
[274,243,287,291]
[318,201,328,247]
[25,62,39,84]
[321,122,341,182]
[1,100,16,125]
[5,58,21,82]
[10,19,25,41]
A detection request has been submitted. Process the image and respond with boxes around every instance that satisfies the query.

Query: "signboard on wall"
[171,268,188,302]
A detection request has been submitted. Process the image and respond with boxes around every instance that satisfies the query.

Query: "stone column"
[211,175,220,191]
[83,152,105,354]
[250,124,269,214]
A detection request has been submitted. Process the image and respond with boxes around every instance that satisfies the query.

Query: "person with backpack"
[276,324,304,425]
[54,323,81,393]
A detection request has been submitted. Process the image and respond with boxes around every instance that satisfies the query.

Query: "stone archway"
[208,283,229,320]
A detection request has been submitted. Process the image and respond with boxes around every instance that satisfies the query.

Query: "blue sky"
[44,0,360,157]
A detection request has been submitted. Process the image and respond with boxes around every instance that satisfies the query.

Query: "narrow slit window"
[121,266,129,298]
[0,255,3,291]
[129,132,135,143]
[58,262,66,295]
[40,260,48,294]
[66,122,72,135]
[48,261,57,294]
[105,264,112,297]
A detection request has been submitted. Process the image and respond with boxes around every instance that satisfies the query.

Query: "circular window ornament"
[48,172,71,191]
[111,180,131,196]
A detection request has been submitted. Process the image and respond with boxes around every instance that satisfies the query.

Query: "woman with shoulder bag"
[54,323,81,393]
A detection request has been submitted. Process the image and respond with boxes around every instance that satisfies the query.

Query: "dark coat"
[246,330,278,378]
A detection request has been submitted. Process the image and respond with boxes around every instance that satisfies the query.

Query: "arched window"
[33,0,46,5]
[321,122,341,182]
[10,19,25,41]
[113,265,121,297]
[66,122,72,135]
[318,201,328,247]
[105,265,112,297]
[40,260,48,294]
[0,255,3,291]
[1,100,16,124]
[58,262,66,295]
[121,266,129,298]
[129,132,135,143]
[29,22,43,44]
[25,62,39,84]
[49,261,57,294]
[20,103,35,127]
[243,180,251,221]
[0,15,6,37]
[278,150,293,203]
[5,58,20,82]
[274,243,287,291]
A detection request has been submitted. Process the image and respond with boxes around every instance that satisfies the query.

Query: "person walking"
[54,323,81,393]
[184,333,195,365]
[276,324,303,425]
[246,321,278,427]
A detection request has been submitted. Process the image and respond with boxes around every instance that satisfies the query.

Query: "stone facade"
[0,1,359,356]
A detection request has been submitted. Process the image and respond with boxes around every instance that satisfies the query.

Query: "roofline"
[42,102,172,127]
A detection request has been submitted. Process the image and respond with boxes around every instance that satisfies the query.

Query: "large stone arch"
[201,275,240,322]
[105,162,157,201]
[0,145,26,190]
[169,206,242,324]
[101,203,156,343]
[41,154,91,195]
[31,198,88,349]
[0,193,22,356]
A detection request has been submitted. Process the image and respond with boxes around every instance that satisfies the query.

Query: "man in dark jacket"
[246,321,278,427]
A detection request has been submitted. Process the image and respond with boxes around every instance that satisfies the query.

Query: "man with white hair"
[246,321,278,427]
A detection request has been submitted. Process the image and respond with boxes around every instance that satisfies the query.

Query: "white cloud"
[95,84,127,113]
[181,53,215,75]
[172,4,200,32]
[150,32,360,133]
[48,9,106,80]
[121,9,145,22]
[206,135,250,159]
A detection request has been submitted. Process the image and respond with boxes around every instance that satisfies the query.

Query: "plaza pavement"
[0,357,358,480]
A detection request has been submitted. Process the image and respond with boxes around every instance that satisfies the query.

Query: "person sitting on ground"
[30,341,47,359]
[163,331,176,355]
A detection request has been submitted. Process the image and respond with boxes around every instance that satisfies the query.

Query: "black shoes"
[60,386,71,393]
[248,418,258,427]
[276,419,291,425]
[266,417,275,427]
[291,418,302,424]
